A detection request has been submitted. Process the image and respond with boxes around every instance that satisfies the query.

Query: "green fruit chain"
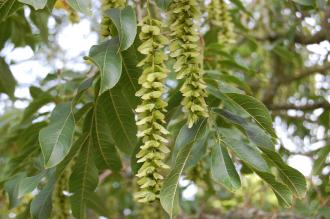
[208,0,235,45]
[52,163,73,219]
[169,0,209,128]
[134,14,171,203]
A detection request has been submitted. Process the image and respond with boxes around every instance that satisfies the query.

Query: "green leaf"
[39,103,75,168]
[22,91,53,122]
[226,93,276,137]
[172,119,207,163]
[185,131,209,169]
[107,6,137,51]
[0,0,23,21]
[18,0,47,10]
[211,137,241,191]
[86,193,109,217]
[4,172,26,208]
[93,105,122,172]
[313,145,330,175]
[95,90,137,155]
[18,171,47,198]
[218,60,253,74]
[253,169,292,208]
[291,0,314,6]
[217,128,269,172]
[261,147,307,198]
[214,109,274,150]
[30,171,56,219]
[215,110,307,199]
[208,87,249,117]
[67,0,91,15]
[160,121,206,218]
[69,137,99,219]
[160,142,193,218]
[0,57,16,98]
[230,0,252,16]
[30,9,49,42]
[154,0,171,10]
[86,38,122,94]
[119,44,140,107]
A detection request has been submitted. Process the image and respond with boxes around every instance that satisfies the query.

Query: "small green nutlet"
[208,0,235,45]
[134,15,170,203]
[100,0,126,37]
[169,0,209,128]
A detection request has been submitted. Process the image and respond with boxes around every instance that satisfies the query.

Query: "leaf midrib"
[94,112,112,168]
[169,145,193,218]
[108,90,134,147]
[46,110,73,166]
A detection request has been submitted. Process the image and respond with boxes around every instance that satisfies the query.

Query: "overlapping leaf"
[69,137,99,219]
[211,138,241,191]
[39,103,75,168]
[160,120,207,218]
[106,6,137,51]
[86,38,122,95]
[93,104,122,172]
[95,91,137,155]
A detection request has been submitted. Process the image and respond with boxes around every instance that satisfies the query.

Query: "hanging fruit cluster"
[169,0,209,128]
[134,7,171,203]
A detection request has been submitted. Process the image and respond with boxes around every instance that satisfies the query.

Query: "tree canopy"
[0,0,329,218]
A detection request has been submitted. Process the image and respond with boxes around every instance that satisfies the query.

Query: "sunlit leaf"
[39,103,75,168]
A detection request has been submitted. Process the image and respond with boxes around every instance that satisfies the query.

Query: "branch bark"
[269,101,330,111]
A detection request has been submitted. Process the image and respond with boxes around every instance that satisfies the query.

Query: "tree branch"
[269,101,330,111]
[281,62,330,84]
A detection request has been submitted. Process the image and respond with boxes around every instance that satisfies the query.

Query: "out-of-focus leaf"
[154,0,171,10]
[18,0,47,10]
[0,0,23,21]
[39,103,75,168]
[22,92,53,122]
[291,0,314,6]
[107,6,137,51]
[67,0,91,15]
[313,145,330,175]
[4,172,26,208]
[0,57,16,98]
[18,171,46,198]
[86,38,122,95]
[30,171,56,219]
[230,0,252,16]
[86,193,109,218]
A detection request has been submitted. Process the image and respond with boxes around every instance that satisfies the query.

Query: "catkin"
[208,0,235,45]
[169,0,209,128]
[134,10,170,203]
[52,164,73,219]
